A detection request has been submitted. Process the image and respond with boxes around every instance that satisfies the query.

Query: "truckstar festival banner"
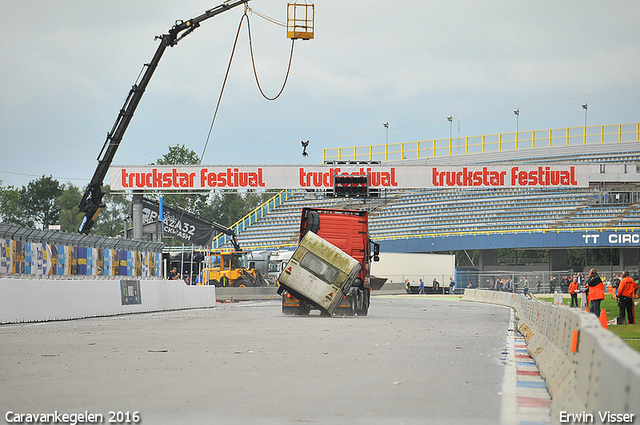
[110,164,590,191]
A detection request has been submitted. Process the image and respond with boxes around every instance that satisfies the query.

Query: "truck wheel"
[235,278,252,287]
[357,296,369,316]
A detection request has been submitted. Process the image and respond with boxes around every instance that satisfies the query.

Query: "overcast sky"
[1,0,639,189]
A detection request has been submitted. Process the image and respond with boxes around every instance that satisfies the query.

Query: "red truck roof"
[299,207,369,266]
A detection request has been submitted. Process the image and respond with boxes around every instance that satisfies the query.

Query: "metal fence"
[0,223,164,279]
[381,268,640,296]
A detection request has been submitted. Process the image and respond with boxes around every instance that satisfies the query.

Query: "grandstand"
[214,123,640,277]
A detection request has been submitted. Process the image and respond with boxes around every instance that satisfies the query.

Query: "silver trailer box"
[278,231,362,314]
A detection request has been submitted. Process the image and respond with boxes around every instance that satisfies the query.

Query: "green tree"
[205,190,247,227]
[152,144,207,214]
[20,176,63,230]
[155,144,200,166]
[92,185,130,237]
[0,183,26,226]
[201,189,272,228]
[57,183,85,232]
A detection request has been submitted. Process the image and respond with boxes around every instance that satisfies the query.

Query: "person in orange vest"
[568,277,579,308]
[587,268,605,318]
[617,271,638,325]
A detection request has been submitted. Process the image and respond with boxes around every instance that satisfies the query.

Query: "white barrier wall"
[462,289,640,424]
[0,277,216,324]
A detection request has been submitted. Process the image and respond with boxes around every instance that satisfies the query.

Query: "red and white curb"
[501,309,552,425]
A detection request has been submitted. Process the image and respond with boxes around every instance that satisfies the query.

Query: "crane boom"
[79,0,250,234]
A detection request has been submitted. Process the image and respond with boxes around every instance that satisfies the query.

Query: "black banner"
[142,199,216,247]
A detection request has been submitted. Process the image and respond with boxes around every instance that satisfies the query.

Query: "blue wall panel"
[379,230,640,253]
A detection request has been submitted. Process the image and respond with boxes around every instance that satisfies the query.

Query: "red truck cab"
[280,207,379,316]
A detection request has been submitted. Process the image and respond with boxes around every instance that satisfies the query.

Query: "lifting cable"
[200,7,296,163]
[200,11,247,164]
[246,11,296,101]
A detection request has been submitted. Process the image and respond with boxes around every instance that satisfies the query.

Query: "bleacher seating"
[225,139,640,250]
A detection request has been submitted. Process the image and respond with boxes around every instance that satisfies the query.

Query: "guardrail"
[323,123,640,162]
[462,289,640,423]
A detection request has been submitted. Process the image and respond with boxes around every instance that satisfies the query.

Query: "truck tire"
[235,278,252,287]
[356,290,370,316]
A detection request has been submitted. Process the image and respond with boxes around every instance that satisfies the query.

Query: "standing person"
[611,273,621,297]
[449,277,456,295]
[405,279,411,294]
[432,278,440,291]
[568,277,579,308]
[169,267,179,280]
[587,268,605,318]
[617,271,638,324]
[522,277,529,296]
[419,279,425,295]
[535,276,541,294]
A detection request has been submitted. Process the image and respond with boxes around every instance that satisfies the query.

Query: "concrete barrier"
[216,286,280,302]
[0,277,216,324]
[462,289,640,424]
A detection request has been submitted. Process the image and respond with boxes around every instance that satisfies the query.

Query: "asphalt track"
[0,296,548,425]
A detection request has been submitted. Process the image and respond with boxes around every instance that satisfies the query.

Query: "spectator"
[568,277,579,308]
[611,273,620,296]
[522,277,529,296]
[432,278,440,291]
[587,268,605,318]
[405,279,411,294]
[617,271,638,324]
[535,276,541,294]
[419,279,425,295]
[549,276,556,294]
[560,275,569,293]
[449,277,456,295]
[169,267,179,280]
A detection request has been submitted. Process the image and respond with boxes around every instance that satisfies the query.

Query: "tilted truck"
[277,207,379,316]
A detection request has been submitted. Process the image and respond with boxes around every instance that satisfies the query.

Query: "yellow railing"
[210,189,296,249]
[323,123,640,163]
